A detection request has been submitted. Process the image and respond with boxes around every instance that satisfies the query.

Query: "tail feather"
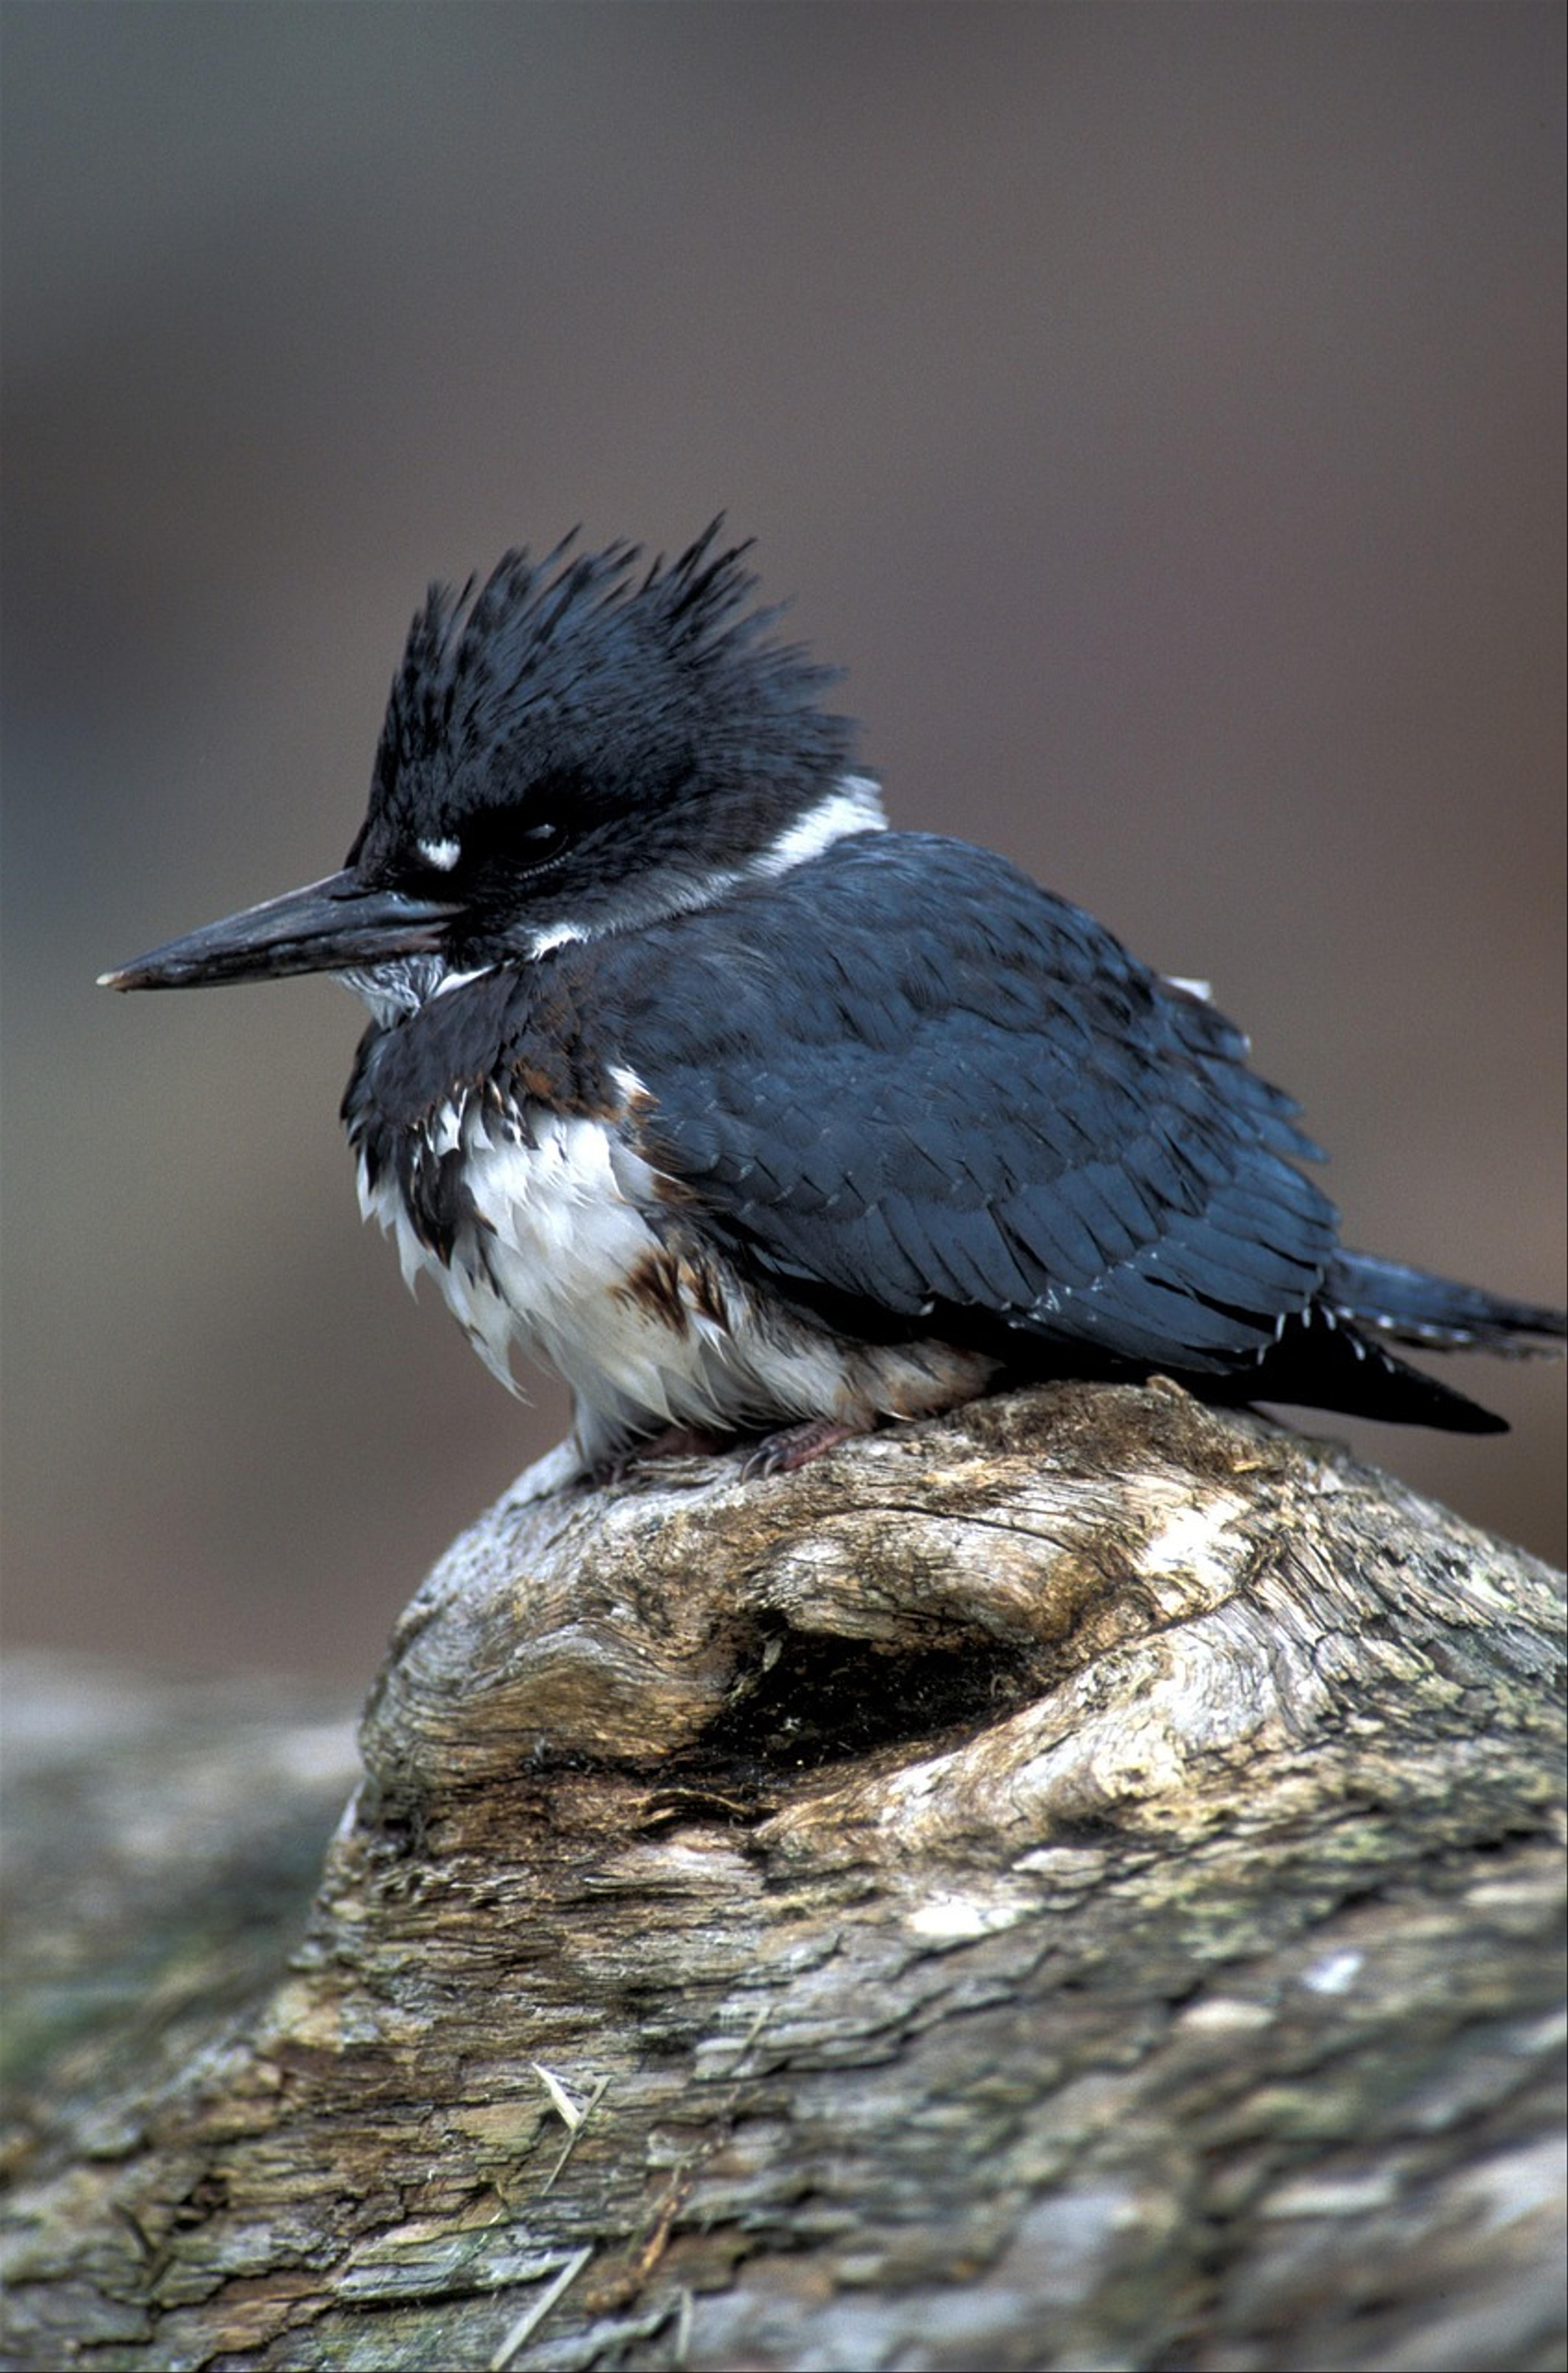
[1243,1304,1510,1434]
[1326,1251,1568,1358]
[1234,1251,1564,1434]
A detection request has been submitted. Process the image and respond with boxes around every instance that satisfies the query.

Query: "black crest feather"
[361,522,855,854]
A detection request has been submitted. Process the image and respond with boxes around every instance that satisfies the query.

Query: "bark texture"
[3,1381,1564,2372]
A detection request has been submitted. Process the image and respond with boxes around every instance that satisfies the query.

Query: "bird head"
[101,523,874,1010]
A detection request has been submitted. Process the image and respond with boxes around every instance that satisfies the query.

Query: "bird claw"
[739,1417,861,1479]
[591,1416,864,1486]
[590,1424,731,1485]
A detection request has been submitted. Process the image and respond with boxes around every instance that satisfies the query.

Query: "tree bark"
[3,1381,1564,2372]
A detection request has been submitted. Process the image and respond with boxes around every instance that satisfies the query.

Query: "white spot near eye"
[416,836,461,872]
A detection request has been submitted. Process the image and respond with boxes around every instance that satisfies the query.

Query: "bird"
[101,522,1565,1481]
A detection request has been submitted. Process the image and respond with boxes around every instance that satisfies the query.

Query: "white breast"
[360,1102,669,1410]
[357,1095,802,1459]
[356,1089,999,1470]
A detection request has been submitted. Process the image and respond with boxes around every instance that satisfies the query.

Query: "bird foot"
[739,1416,862,1479]
[591,1424,732,1485]
[591,1416,865,1486]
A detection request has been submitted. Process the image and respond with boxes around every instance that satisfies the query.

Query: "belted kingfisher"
[102,524,1565,1478]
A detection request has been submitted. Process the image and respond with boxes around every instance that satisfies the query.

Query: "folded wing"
[614,834,1339,1377]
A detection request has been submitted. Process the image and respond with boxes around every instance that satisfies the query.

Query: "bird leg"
[591,1423,733,1485]
[592,1415,865,1486]
[739,1417,863,1479]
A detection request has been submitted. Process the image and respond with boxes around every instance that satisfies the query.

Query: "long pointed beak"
[98,870,463,991]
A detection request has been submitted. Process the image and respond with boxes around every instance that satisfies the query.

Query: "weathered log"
[3,1381,1564,2371]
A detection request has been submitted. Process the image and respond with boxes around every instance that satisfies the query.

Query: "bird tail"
[1237,1252,1564,1435]
[1325,1251,1568,1357]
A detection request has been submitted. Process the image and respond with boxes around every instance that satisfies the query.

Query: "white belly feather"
[356,1092,996,1467]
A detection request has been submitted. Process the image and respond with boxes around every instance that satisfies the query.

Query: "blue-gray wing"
[610,834,1338,1374]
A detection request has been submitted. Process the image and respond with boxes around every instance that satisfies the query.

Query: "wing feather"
[584,834,1339,1377]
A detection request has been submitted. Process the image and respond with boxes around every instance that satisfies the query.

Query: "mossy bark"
[4,1382,1564,2371]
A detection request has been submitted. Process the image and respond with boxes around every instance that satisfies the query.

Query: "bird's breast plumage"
[338,875,1003,1463]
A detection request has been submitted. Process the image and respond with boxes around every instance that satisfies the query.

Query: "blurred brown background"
[2,4,1562,1682]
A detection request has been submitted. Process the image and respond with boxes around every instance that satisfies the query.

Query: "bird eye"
[517,821,569,864]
